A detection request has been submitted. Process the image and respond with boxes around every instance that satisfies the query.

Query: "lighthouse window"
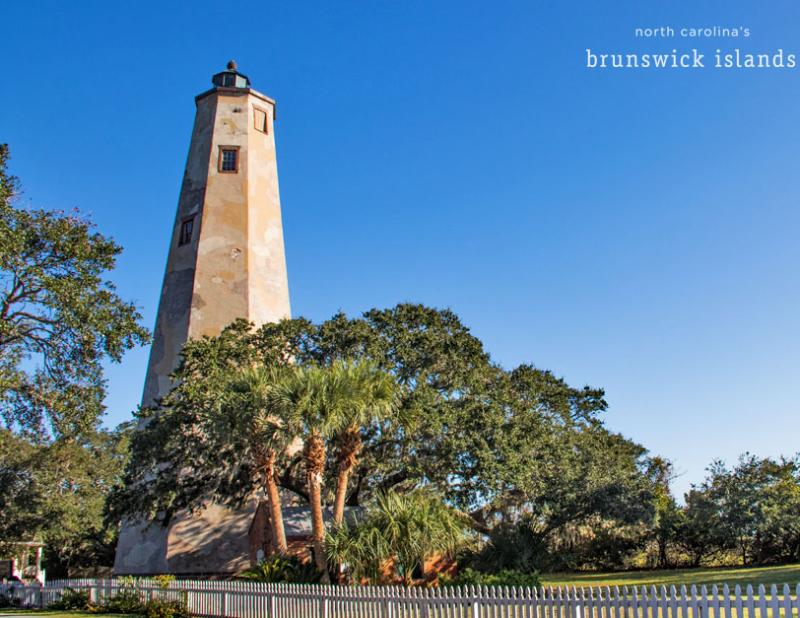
[178,218,194,246]
[254,108,268,133]
[219,147,239,173]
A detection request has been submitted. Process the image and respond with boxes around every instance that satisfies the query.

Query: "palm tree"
[270,363,344,582]
[331,361,400,525]
[270,359,399,582]
[226,365,300,555]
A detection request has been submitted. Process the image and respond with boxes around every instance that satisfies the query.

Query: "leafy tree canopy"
[0,425,132,577]
[685,453,800,566]
[0,144,150,439]
[115,304,657,560]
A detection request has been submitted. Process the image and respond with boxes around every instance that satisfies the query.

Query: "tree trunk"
[333,428,362,525]
[658,538,668,568]
[305,431,330,583]
[263,449,288,554]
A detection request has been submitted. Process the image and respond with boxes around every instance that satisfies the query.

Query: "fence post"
[269,592,276,618]
[419,588,429,618]
[221,591,228,617]
[471,586,481,618]
[320,592,329,618]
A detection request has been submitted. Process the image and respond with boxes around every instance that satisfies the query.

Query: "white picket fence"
[3,578,800,618]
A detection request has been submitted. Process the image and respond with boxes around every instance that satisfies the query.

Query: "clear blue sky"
[2,0,799,498]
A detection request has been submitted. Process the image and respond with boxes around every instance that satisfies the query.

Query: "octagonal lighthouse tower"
[114,63,291,575]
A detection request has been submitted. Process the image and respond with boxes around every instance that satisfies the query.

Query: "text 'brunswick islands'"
[586,48,797,69]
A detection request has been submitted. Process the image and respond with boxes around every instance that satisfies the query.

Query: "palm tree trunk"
[305,431,330,583]
[333,428,362,525]
[263,449,288,554]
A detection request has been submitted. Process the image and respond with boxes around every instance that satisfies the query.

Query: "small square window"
[254,108,268,133]
[178,218,194,246]
[219,147,239,173]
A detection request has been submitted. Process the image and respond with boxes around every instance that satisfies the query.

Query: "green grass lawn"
[541,563,800,589]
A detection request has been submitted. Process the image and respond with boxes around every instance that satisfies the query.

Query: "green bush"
[239,555,321,583]
[48,587,91,610]
[102,588,145,614]
[144,598,190,618]
[463,522,550,573]
[0,592,20,609]
[153,574,175,590]
[440,567,541,588]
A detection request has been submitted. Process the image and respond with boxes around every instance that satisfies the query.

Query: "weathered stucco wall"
[246,96,291,325]
[114,83,291,576]
[140,94,216,409]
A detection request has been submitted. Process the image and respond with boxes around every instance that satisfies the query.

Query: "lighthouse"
[114,62,291,575]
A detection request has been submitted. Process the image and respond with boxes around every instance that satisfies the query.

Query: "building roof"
[211,60,251,89]
[278,506,363,538]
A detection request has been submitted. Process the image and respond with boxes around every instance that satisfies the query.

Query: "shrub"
[440,567,541,588]
[153,574,175,590]
[326,490,474,585]
[48,587,91,610]
[0,592,20,609]
[239,555,321,583]
[144,598,190,618]
[463,522,550,573]
[102,587,145,614]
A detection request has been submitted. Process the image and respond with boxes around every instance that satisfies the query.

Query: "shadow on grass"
[541,564,800,589]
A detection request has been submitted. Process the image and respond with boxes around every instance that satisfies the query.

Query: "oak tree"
[0,144,149,439]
